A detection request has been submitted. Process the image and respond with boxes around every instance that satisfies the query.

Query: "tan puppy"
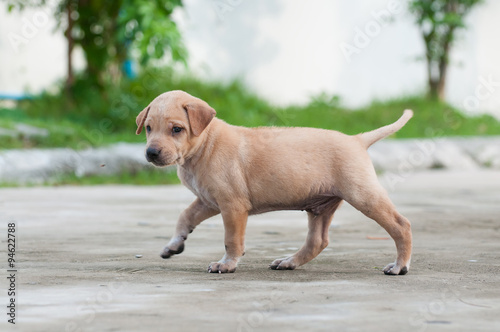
[136,90,413,275]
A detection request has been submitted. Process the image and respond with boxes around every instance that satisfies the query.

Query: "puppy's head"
[136,90,216,167]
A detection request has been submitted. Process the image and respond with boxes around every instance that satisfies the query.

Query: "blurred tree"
[409,0,482,100]
[5,0,187,90]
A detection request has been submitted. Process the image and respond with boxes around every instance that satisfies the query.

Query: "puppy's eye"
[172,127,183,133]
[146,125,151,133]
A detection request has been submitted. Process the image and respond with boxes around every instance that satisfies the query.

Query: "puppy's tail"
[359,109,413,148]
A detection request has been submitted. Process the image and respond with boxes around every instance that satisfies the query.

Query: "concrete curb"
[1,137,499,184]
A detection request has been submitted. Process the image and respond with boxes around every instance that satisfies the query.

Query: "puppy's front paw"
[160,243,184,259]
[207,261,237,273]
[269,257,297,270]
[383,262,409,275]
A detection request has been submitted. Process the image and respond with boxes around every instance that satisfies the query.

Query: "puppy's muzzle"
[146,147,162,163]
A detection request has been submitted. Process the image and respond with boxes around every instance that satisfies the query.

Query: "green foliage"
[409,0,482,60]
[65,0,186,85]
[4,0,186,86]
[119,0,186,66]
[408,0,483,99]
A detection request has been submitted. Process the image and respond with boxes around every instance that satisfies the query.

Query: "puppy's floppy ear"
[184,101,216,136]
[135,106,151,135]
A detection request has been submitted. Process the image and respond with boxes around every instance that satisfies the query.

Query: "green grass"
[1,67,499,186]
[0,107,145,150]
[53,168,180,186]
[3,93,497,151]
[0,168,180,187]
[283,95,500,138]
[2,68,499,151]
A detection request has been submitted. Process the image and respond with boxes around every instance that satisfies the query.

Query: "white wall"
[1,0,499,117]
[0,4,85,95]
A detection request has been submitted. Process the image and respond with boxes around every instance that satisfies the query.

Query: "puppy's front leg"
[161,198,219,259]
[208,208,248,273]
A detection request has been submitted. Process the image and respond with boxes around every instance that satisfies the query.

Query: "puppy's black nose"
[146,147,161,161]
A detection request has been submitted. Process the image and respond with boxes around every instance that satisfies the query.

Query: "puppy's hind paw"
[160,243,184,259]
[383,262,409,275]
[269,257,297,270]
[207,262,236,273]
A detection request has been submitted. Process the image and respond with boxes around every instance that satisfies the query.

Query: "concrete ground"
[1,170,499,332]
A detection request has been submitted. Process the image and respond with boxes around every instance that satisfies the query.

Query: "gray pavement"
[1,170,499,331]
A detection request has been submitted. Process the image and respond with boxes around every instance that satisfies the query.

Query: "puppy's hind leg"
[344,184,412,275]
[161,198,219,259]
[270,200,342,270]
